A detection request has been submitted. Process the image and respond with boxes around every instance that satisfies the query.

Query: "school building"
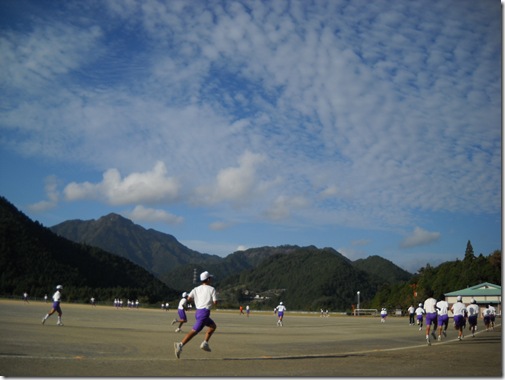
[444,282,501,316]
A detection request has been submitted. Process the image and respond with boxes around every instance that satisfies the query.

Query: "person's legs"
[203,322,216,343]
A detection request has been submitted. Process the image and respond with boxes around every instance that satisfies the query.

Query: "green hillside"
[0,196,178,305]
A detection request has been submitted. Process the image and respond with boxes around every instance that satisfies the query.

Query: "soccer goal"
[354,309,378,316]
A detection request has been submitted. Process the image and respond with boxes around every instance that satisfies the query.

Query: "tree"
[464,240,475,262]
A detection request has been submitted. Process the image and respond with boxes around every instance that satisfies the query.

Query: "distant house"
[444,282,501,316]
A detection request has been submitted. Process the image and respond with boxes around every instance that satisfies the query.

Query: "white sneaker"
[443,331,447,337]
[426,337,431,346]
[57,322,63,326]
[437,335,441,341]
[174,342,183,359]
[42,318,46,325]
[175,328,181,332]
[200,341,211,352]
[171,319,177,325]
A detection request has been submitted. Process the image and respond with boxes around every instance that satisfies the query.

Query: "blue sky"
[0,0,501,273]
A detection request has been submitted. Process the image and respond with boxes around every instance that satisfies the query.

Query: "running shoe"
[437,335,441,341]
[57,322,63,326]
[426,337,431,346]
[431,331,437,340]
[41,318,45,325]
[171,319,177,325]
[174,342,183,359]
[175,328,181,332]
[442,331,447,337]
[200,341,211,352]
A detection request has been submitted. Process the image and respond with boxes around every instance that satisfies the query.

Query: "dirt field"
[0,299,501,377]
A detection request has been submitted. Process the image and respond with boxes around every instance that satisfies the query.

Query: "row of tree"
[371,241,501,311]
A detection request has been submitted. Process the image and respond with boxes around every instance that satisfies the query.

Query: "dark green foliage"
[218,247,384,311]
[161,245,303,291]
[0,196,178,304]
[353,255,412,283]
[370,242,501,311]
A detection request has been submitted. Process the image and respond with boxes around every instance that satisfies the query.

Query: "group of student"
[408,292,497,345]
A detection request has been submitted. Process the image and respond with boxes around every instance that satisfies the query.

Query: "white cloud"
[127,205,183,225]
[63,161,180,205]
[209,221,233,231]
[400,227,441,249]
[27,175,60,212]
[1,0,501,250]
[193,151,271,207]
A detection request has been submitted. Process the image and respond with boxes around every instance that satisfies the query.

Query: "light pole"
[357,291,360,316]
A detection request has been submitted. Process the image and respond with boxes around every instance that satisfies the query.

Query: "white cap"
[182,292,187,298]
[456,295,462,301]
[419,303,422,307]
[200,271,213,282]
[280,302,283,305]
[56,285,63,290]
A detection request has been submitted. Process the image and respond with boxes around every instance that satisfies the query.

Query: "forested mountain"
[161,245,318,290]
[217,247,384,311]
[50,213,222,282]
[2,195,499,312]
[50,215,412,293]
[353,255,412,284]
[0,196,178,304]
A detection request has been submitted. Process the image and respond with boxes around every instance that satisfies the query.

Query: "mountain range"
[2,195,500,311]
[49,212,412,310]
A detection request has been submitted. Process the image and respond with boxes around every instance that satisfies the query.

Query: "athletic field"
[0,299,501,377]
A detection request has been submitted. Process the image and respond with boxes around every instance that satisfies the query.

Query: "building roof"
[444,282,501,297]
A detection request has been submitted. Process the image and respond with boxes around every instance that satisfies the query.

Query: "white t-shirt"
[415,307,424,316]
[424,298,437,313]
[489,305,496,316]
[467,304,479,317]
[436,300,449,315]
[451,302,467,317]
[276,305,286,313]
[408,306,415,314]
[178,297,187,310]
[189,284,217,310]
[52,290,61,302]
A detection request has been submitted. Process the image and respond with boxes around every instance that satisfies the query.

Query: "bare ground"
[0,300,501,377]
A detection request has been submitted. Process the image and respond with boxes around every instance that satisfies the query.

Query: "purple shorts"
[52,302,62,314]
[454,315,465,328]
[416,315,423,321]
[192,309,215,333]
[426,312,437,326]
[438,314,449,326]
[483,316,491,324]
[178,309,187,321]
[468,315,477,326]
[278,311,284,318]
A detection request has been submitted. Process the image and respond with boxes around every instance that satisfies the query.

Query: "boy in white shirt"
[174,271,217,358]
[436,298,449,341]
